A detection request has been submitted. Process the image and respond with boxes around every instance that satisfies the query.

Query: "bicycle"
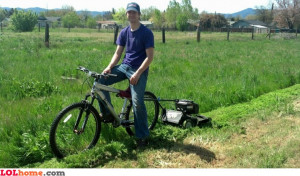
[49,66,159,158]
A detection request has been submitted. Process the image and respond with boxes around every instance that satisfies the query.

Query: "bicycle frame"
[77,66,134,128]
[92,81,127,127]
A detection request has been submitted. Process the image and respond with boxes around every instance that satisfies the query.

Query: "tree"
[78,10,91,27]
[95,14,104,21]
[151,9,164,29]
[141,6,156,21]
[112,8,116,15]
[10,10,38,32]
[176,14,188,31]
[41,5,75,17]
[61,5,76,16]
[274,0,300,29]
[255,5,273,24]
[200,12,212,28]
[165,0,181,29]
[112,8,127,26]
[6,8,15,17]
[0,8,6,22]
[211,14,228,28]
[165,0,199,30]
[103,11,113,20]
[199,12,227,29]
[181,0,198,20]
[87,17,97,28]
[62,11,80,28]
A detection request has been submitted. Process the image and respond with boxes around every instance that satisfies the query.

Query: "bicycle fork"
[73,94,96,134]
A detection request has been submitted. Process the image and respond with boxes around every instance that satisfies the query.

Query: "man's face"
[126,10,140,23]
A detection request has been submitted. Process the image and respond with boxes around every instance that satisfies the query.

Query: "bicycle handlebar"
[77,66,117,79]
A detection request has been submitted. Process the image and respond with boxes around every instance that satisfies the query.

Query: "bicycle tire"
[125,91,159,136]
[49,102,101,158]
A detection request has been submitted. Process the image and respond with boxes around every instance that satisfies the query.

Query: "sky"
[0,0,272,14]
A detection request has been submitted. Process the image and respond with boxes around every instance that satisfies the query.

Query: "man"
[98,2,154,147]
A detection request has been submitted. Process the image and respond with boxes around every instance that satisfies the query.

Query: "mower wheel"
[183,119,194,129]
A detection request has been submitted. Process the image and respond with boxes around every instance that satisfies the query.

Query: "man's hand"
[130,72,141,85]
[102,67,112,74]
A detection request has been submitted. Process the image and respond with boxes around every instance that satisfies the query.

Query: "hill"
[223,8,256,19]
[2,7,107,16]
[2,7,256,19]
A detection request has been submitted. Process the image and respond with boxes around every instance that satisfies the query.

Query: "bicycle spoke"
[50,103,101,158]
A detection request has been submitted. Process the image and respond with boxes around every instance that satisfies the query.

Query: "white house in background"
[232,20,269,33]
[140,21,153,29]
[1,18,11,27]
[96,21,118,29]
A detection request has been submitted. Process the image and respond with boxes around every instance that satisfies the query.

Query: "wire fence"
[0,23,298,47]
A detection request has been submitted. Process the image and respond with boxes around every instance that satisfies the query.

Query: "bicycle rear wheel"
[125,91,159,136]
[49,102,101,158]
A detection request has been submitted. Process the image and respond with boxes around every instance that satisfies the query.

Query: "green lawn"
[0,28,299,167]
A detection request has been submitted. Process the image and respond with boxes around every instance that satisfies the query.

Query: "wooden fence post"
[98,23,100,32]
[296,28,298,38]
[162,28,165,43]
[45,23,50,48]
[252,27,254,40]
[113,25,119,45]
[197,21,201,42]
[227,26,230,41]
[38,23,40,32]
[269,28,271,39]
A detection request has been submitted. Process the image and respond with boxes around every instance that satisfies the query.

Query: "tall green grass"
[0,28,299,167]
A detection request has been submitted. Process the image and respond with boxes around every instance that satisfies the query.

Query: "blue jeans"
[96,64,149,139]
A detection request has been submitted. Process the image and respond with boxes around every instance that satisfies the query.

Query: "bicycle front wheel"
[49,102,101,158]
[125,91,159,136]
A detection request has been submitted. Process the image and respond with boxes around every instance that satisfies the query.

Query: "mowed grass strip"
[35,84,300,168]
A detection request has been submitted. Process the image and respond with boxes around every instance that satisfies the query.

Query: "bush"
[62,12,80,28]
[12,79,60,99]
[10,10,38,32]
[176,14,188,31]
[87,17,97,29]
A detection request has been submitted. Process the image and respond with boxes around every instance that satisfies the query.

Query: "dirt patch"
[146,142,218,168]
[293,99,300,111]
[179,109,300,168]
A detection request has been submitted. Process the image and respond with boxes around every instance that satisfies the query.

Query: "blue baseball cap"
[126,2,140,13]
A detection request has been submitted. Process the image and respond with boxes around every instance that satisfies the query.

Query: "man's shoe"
[136,138,149,148]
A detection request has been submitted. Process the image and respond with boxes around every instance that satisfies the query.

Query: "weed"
[10,79,60,99]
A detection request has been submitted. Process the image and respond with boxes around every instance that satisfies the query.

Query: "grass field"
[0,28,299,168]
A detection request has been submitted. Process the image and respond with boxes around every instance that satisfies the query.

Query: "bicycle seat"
[118,87,131,99]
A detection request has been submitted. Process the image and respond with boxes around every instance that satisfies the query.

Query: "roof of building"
[38,16,61,21]
[233,20,267,27]
[46,17,61,21]
[251,24,268,29]
[96,21,117,25]
[140,21,153,25]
